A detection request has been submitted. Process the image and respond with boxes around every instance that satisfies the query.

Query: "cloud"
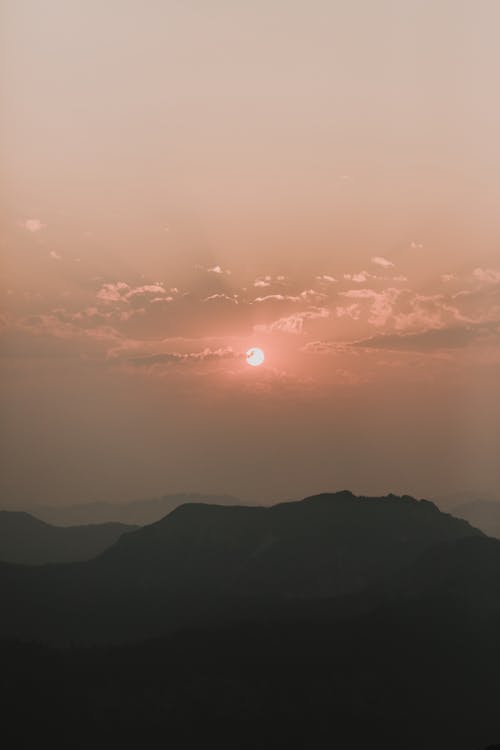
[96,282,173,304]
[340,287,400,327]
[97,282,130,302]
[302,340,354,355]
[49,251,61,261]
[371,256,394,268]
[251,289,326,305]
[338,288,470,331]
[473,268,500,285]
[303,320,500,357]
[126,284,166,299]
[352,321,500,352]
[344,271,373,283]
[22,219,46,233]
[253,275,287,288]
[315,274,337,283]
[298,290,322,302]
[0,312,123,360]
[335,303,362,320]
[254,277,271,288]
[252,294,288,303]
[129,347,240,367]
[254,307,330,335]
[203,293,239,304]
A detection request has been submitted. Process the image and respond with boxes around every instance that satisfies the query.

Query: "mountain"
[2,491,500,748]
[435,489,498,512]
[2,537,500,749]
[0,491,483,643]
[382,533,500,632]
[452,499,500,539]
[14,492,243,526]
[0,511,137,564]
[96,491,483,597]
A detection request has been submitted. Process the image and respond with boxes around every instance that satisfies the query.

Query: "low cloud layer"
[2,263,499,377]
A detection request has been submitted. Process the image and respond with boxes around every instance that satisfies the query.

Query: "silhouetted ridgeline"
[453,499,500,540]
[0,511,136,564]
[14,492,243,526]
[1,491,500,748]
[0,491,487,643]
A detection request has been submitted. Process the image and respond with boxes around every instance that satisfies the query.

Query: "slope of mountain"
[2,537,500,750]
[452,499,500,539]
[0,511,136,564]
[0,491,484,643]
[435,489,498,511]
[96,491,483,597]
[15,492,243,526]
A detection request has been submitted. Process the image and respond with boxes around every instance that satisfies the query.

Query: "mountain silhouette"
[0,491,484,643]
[452,499,500,539]
[0,511,136,564]
[95,491,483,597]
[2,491,500,748]
[13,492,243,526]
[2,534,500,749]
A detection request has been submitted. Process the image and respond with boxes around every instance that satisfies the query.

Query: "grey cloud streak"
[129,347,242,367]
[306,320,500,355]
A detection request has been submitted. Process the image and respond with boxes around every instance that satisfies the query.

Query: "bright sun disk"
[246,347,265,367]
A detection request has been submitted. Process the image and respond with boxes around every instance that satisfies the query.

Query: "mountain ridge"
[0,490,485,644]
[452,499,500,539]
[3,492,244,527]
[0,510,137,565]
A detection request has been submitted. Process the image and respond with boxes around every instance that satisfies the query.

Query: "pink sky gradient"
[1,1,499,506]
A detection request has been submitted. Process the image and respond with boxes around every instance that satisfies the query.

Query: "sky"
[1,0,499,508]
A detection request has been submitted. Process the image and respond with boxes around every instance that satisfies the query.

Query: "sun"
[246,347,265,367]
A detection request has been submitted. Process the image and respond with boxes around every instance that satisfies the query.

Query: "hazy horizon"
[1,0,499,507]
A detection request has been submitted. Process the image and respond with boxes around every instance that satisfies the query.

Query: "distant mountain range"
[0,491,486,643]
[9,492,243,526]
[452,499,500,539]
[0,511,136,564]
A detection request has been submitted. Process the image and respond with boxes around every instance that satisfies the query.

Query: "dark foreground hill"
[1,492,500,749]
[0,511,136,564]
[0,491,484,643]
[2,557,500,750]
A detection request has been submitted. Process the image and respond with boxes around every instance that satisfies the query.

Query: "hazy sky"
[1,0,499,507]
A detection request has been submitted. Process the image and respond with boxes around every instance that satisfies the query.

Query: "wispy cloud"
[129,347,240,367]
[473,267,500,285]
[315,274,337,283]
[203,293,239,304]
[371,256,394,269]
[254,307,329,335]
[352,321,500,351]
[306,320,500,355]
[22,219,46,233]
[96,282,130,302]
[126,284,166,299]
[344,271,373,283]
